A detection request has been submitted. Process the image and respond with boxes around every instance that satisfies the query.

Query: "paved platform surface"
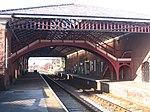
[60,71,150,89]
[59,71,109,81]
[0,73,66,112]
[105,81,150,107]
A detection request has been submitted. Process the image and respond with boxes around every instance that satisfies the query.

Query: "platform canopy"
[1,3,150,20]
[1,3,150,57]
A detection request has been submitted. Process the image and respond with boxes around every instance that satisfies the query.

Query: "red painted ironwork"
[8,18,150,33]
[11,40,133,80]
[8,17,136,81]
[101,65,109,78]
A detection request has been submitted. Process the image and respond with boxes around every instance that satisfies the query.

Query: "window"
[142,61,150,82]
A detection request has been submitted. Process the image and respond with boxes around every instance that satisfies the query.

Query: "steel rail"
[42,74,101,112]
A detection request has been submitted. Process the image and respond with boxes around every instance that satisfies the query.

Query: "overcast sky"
[0,0,150,15]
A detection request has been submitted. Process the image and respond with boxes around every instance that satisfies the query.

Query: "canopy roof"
[1,3,150,21]
[1,4,149,58]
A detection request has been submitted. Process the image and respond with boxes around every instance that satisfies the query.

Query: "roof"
[6,4,144,58]
[0,3,150,20]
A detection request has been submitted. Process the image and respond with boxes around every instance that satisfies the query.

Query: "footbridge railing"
[10,39,131,63]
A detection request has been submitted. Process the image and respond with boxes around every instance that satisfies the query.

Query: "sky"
[0,0,150,15]
[28,57,61,66]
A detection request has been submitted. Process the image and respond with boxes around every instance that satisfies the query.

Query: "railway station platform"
[102,81,150,108]
[57,71,150,108]
[57,71,109,90]
[0,72,67,112]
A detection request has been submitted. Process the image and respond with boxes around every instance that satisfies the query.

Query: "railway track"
[41,74,102,112]
[51,74,150,112]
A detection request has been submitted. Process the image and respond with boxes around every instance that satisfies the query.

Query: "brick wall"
[0,24,8,89]
[66,33,150,82]
[120,33,150,82]
[0,24,19,89]
[100,33,150,82]
[5,30,14,84]
[66,50,110,78]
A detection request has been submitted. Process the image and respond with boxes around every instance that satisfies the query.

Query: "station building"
[0,3,150,90]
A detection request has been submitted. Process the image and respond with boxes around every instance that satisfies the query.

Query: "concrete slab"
[0,73,48,112]
[0,90,48,112]
[0,73,66,112]
[102,81,150,108]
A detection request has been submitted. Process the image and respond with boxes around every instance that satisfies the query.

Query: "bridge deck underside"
[12,30,125,57]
